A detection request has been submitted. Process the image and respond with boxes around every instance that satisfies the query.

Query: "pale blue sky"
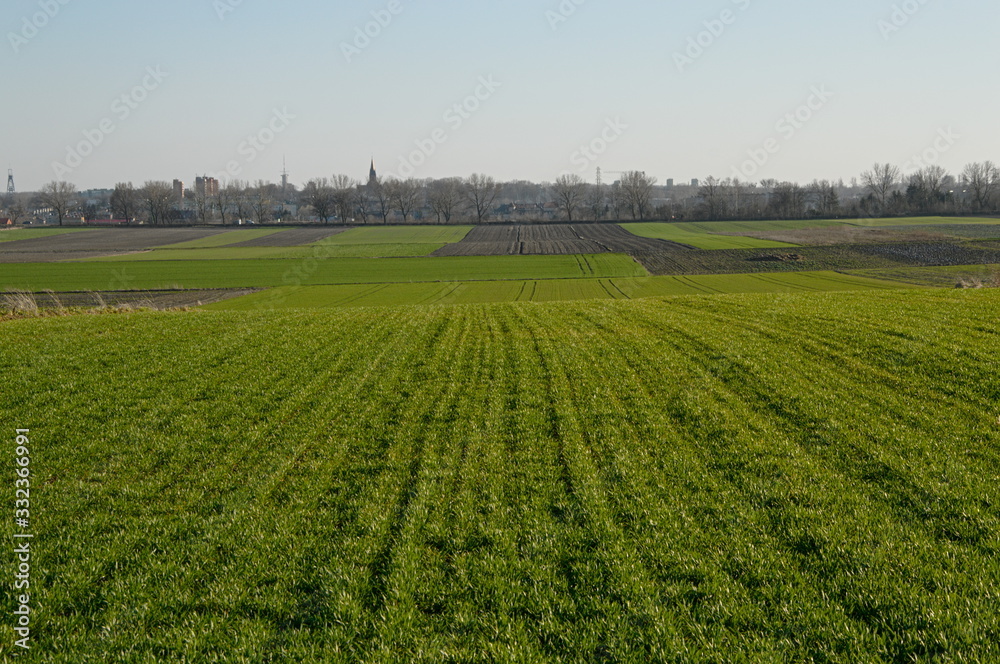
[3,0,998,191]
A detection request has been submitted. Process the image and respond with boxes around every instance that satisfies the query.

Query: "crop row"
[2,290,999,661]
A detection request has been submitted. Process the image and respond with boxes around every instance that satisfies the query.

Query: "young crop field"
[0,228,90,243]
[79,243,450,261]
[621,223,800,250]
[0,254,645,291]
[206,271,915,310]
[3,289,999,661]
[850,264,1000,288]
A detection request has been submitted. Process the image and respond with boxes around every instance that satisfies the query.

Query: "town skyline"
[4,0,999,191]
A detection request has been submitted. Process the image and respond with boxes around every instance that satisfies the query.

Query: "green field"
[851,264,1000,288]
[0,228,89,243]
[81,243,449,261]
[622,223,801,249]
[0,254,645,291]
[207,271,916,310]
[4,289,1000,661]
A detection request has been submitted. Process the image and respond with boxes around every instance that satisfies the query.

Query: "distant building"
[666,179,675,188]
[691,179,700,188]
[195,176,219,197]
[368,159,377,186]
[173,179,185,201]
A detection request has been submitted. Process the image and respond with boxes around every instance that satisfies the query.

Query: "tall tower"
[369,158,377,186]
[281,157,289,196]
[6,169,13,194]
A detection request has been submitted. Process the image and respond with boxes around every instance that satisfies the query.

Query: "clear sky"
[3,0,998,191]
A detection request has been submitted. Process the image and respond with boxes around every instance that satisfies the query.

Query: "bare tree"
[110,182,138,224]
[329,175,358,224]
[353,185,371,224]
[229,180,254,225]
[698,176,728,220]
[247,180,274,225]
[139,181,174,225]
[585,183,606,221]
[552,174,587,222]
[860,163,900,213]
[369,177,393,224]
[39,181,77,226]
[463,173,501,224]
[2,194,27,225]
[386,178,422,223]
[962,161,1000,212]
[620,171,657,220]
[302,178,337,224]
[215,184,240,226]
[427,178,462,223]
[608,182,626,220]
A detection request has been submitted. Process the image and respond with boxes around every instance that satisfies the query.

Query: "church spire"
[369,158,377,185]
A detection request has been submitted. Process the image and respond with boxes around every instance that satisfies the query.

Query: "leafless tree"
[385,178,422,223]
[215,184,240,226]
[369,177,393,224]
[860,163,900,213]
[247,180,274,225]
[585,184,606,221]
[353,185,371,224]
[330,175,358,224]
[427,178,463,223]
[139,181,174,225]
[39,181,77,226]
[620,171,657,220]
[552,174,587,222]
[608,182,626,220]
[110,182,138,224]
[463,173,501,224]
[962,161,1000,212]
[302,178,336,224]
[2,193,28,225]
[698,176,727,220]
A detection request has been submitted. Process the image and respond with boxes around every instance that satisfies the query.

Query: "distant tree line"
[5,161,997,226]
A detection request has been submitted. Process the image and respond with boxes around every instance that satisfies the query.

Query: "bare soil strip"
[0,228,229,262]
[432,224,687,256]
[223,227,354,247]
[11,288,261,310]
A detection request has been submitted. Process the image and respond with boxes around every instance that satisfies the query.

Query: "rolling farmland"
[3,289,1000,661]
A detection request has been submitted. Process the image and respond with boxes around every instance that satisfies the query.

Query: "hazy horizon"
[3,0,998,192]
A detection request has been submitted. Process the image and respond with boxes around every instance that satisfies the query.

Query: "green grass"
[207,271,915,310]
[324,225,474,244]
[0,254,645,291]
[622,223,802,249]
[0,227,90,242]
[3,289,1000,661]
[850,264,1000,288]
[154,229,286,249]
[81,243,448,261]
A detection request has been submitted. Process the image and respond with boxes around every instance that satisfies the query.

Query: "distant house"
[1,218,12,226]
